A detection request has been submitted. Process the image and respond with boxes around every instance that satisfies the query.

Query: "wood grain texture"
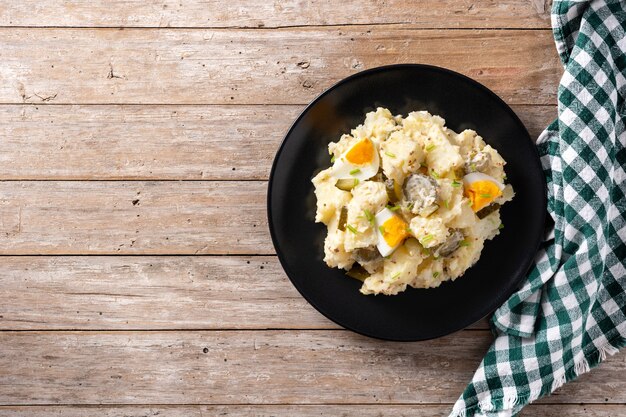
[0,181,270,255]
[0,256,489,331]
[0,331,624,405]
[0,0,551,29]
[0,256,335,330]
[0,104,555,180]
[0,330,496,404]
[0,404,621,417]
[0,0,602,413]
[0,28,560,105]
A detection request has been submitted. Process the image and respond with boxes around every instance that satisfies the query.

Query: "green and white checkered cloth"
[450,1,626,416]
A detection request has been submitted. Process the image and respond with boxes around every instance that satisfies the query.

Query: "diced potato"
[412,257,447,289]
[481,144,507,179]
[380,131,425,184]
[360,239,426,295]
[351,107,399,145]
[424,123,464,175]
[447,200,477,229]
[409,216,449,248]
[495,184,515,205]
[311,168,351,225]
[344,181,388,251]
[454,129,481,161]
[323,228,354,270]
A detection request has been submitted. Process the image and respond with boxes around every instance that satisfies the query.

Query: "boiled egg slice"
[463,172,505,212]
[331,137,379,181]
[375,207,409,257]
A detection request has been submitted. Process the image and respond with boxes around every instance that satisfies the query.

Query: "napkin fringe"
[448,336,625,417]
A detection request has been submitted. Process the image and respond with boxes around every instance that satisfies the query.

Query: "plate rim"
[267,63,547,341]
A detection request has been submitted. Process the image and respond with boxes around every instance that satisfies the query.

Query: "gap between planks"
[0,402,622,406]
[0,404,622,417]
[0,329,486,333]
[0,404,623,417]
[0,102,559,106]
[0,25,553,30]
[0,0,552,29]
[1,402,623,405]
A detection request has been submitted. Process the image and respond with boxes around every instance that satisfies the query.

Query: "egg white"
[331,140,380,181]
[463,172,505,190]
[374,207,405,257]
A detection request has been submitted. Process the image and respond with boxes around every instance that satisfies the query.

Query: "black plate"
[267,64,546,341]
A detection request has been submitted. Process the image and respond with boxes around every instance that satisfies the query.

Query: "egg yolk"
[381,215,409,247]
[464,180,502,212]
[345,139,375,165]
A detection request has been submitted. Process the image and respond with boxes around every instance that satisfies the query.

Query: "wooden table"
[1,1,624,416]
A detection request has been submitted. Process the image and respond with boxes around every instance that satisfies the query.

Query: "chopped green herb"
[443,199,449,209]
[387,204,400,212]
[353,178,360,187]
[420,234,434,244]
[430,171,440,179]
[425,144,436,152]
[459,240,471,247]
[499,223,504,230]
[379,226,386,234]
[479,193,492,198]
[406,227,413,234]
[470,163,477,171]
[384,151,396,158]
[407,202,415,210]
[433,271,440,278]
[349,168,361,176]
[452,180,461,187]
[330,155,336,163]
[391,272,401,280]
[346,224,358,234]
[364,209,374,224]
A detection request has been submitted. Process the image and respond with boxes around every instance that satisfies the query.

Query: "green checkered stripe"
[450,1,626,416]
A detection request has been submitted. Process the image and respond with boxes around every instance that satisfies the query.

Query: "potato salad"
[312,108,514,295]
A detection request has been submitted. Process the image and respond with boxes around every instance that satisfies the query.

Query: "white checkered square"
[559,106,578,126]
[521,355,540,373]
[609,262,625,278]
[560,145,579,165]
[594,105,611,126]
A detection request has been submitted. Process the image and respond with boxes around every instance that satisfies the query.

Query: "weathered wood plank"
[0,28,560,105]
[0,404,621,417]
[0,181,270,255]
[0,331,624,405]
[0,104,555,180]
[0,330,492,404]
[0,256,489,330]
[0,0,551,29]
[0,256,336,330]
